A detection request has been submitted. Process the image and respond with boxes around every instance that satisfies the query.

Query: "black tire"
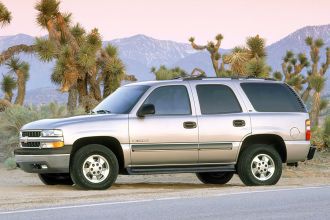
[196,172,234,184]
[70,144,119,190]
[38,173,73,185]
[237,144,282,186]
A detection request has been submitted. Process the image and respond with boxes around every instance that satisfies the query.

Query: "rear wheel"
[70,144,119,190]
[38,173,73,185]
[237,144,282,186]
[196,172,234,184]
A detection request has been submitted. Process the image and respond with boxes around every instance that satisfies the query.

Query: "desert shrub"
[311,116,330,150]
[4,157,17,170]
[0,103,85,161]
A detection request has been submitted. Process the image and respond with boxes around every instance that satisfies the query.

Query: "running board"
[127,164,235,175]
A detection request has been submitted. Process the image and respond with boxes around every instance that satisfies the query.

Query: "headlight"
[41,129,63,137]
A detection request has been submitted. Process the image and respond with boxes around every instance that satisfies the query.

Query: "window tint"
[94,85,150,114]
[197,85,242,114]
[240,82,306,112]
[143,85,191,115]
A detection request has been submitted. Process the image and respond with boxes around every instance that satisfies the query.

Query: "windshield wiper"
[91,110,112,114]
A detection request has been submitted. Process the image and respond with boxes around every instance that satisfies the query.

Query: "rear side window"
[144,85,191,115]
[197,84,242,114]
[240,82,306,112]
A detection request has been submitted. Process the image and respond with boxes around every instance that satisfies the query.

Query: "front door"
[129,84,198,166]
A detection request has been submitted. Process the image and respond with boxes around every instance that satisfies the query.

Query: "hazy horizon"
[1,0,330,49]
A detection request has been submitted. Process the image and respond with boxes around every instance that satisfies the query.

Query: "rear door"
[190,82,252,163]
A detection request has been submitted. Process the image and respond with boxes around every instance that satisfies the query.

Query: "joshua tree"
[303,37,330,127]
[5,57,30,105]
[279,50,309,92]
[189,34,225,77]
[224,35,270,77]
[1,75,16,102]
[0,1,11,26]
[35,0,134,111]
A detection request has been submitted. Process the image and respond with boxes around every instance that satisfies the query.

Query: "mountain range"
[1,24,330,104]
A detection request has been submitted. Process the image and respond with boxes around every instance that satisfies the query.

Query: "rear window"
[240,82,306,112]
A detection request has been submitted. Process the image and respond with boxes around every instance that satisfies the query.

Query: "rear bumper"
[307,146,316,160]
[285,141,311,163]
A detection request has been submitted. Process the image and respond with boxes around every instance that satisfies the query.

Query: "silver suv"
[15,77,315,189]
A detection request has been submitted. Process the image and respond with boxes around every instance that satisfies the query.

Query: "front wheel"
[70,144,119,190]
[38,173,73,185]
[196,172,234,184]
[237,144,282,186]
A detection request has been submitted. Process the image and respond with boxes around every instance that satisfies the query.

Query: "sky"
[1,0,330,49]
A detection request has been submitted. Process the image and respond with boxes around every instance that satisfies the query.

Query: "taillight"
[306,119,311,141]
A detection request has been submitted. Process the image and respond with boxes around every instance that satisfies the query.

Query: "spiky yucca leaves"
[244,58,270,78]
[280,51,309,93]
[0,1,11,26]
[151,65,188,80]
[246,35,266,58]
[5,57,30,105]
[189,34,225,77]
[35,0,61,47]
[273,71,283,81]
[225,35,270,77]
[223,47,250,75]
[35,37,57,62]
[1,75,16,102]
[100,44,126,98]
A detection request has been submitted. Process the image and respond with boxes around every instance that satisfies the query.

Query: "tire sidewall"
[238,145,282,186]
[70,144,119,190]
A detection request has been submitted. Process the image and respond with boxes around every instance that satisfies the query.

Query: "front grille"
[21,142,41,148]
[22,131,41,137]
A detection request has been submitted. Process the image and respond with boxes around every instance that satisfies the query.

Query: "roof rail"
[173,74,277,81]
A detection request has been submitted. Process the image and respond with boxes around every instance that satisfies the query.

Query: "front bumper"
[14,146,72,173]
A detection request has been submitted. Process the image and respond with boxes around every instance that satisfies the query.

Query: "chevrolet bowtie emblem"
[23,136,29,143]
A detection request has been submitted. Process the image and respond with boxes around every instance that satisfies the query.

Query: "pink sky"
[1,0,330,48]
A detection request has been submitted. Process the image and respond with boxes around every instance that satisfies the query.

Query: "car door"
[129,83,199,166]
[190,82,252,164]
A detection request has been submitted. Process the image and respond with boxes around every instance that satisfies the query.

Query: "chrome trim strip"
[19,137,64,143]
[131,143,199,151]
[199,142,233,150]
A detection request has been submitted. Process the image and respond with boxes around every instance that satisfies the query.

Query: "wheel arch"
[238,134,287,163]
[70,136,125,173]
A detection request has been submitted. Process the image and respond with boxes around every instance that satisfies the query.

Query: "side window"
[197,84,242,114]
[240,82,307,112]
[143,85,191,115]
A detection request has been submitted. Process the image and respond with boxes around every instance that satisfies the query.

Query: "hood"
[21,114,128,130]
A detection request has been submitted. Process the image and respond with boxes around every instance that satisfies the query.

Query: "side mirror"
[137,104,155,117]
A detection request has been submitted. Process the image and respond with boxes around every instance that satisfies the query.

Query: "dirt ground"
[0,152,329,212]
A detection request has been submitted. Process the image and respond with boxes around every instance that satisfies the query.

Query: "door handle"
[233,120,245,127]
[183,121,197,129]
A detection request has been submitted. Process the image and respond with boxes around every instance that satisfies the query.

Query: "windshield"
[93,85,150,114]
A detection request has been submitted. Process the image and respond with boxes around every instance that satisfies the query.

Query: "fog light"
[41,141,64,148]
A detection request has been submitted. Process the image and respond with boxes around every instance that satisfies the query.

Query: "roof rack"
[173,74,276,81]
